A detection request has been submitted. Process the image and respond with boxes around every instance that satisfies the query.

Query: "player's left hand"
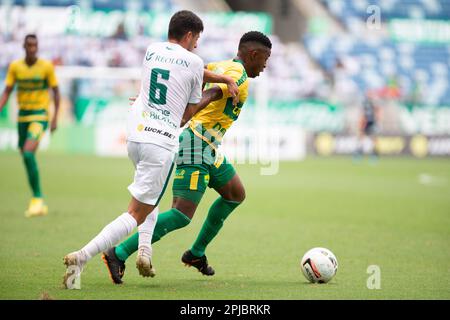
[225,77,239,105]
[50,120,57,133]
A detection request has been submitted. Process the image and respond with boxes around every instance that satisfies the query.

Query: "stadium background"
[1,0,450,158]
[0,0,449,300]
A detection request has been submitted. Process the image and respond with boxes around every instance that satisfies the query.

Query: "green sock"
[191,197,240,258]
[22,151,42,198]
[115,208,191,262]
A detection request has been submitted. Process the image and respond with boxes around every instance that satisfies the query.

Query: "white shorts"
[127,141,176,205]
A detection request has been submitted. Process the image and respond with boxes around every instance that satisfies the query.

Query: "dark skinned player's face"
[24,38,38,59]
[246,48,271,78]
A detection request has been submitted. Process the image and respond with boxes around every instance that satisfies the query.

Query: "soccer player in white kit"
[62,10,239,288]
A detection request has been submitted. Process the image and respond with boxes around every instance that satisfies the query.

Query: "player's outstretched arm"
[0,86,13,112]
[203,69,239,106]
[180,86,223,127]
[50,86,60,133]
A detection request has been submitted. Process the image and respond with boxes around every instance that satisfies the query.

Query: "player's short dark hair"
[24,34,37,42]
[168,10,204,40]
[239,31,272,50]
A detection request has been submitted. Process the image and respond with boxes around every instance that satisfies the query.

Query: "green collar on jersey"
[232,58,247,86]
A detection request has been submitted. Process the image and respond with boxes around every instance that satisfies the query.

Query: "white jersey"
[127,41,204,151]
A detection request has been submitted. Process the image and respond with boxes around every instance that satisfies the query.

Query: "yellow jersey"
[189,59,249,147]
[5,58,58,122]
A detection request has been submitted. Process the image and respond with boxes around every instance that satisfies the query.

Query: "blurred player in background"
[0,34,60,217]
[103,31,272,282]
[355,92,380,160]
[62,10,239,288]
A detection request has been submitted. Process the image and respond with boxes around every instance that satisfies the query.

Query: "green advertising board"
[65,10,273,37]
[389,19,450,44]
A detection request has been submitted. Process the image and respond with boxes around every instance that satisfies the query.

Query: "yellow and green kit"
[114,58,250,262]
[5,58,58,202]
[5,58,58,148]
[172,58,249,204]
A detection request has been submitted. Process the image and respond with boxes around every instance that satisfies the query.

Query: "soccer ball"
[300,247,338,283]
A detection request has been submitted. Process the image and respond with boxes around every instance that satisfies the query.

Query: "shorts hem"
[128,186,158,206]
[172,189,204,205]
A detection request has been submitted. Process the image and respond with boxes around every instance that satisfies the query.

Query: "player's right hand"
[129,96,137,105]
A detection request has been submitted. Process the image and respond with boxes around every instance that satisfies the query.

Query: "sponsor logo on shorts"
[174,169,185,179]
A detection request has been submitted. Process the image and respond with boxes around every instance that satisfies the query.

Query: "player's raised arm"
[180,86,223,127]
[203,69,239,105]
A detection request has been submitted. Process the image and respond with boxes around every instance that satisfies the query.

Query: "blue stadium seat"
[322,0,450,21]
[303,34,450,105]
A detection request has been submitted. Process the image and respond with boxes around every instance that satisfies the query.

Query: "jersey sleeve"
[4,62,16,87]
[46,62,58,88]
[188,60,204,104]
[208,63,245,99]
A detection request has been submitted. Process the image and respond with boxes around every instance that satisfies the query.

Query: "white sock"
[80,212,137,263]
[138,207,159,259]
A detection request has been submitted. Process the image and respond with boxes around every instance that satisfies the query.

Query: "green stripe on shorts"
[155,161,175,207]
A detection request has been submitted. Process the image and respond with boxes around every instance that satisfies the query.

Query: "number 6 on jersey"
[150,68,170,105]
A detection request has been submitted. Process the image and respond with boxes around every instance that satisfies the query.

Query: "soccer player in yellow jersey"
[103,31,271,282]
[0,34,60,217]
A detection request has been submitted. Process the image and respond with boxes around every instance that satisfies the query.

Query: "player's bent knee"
[236,186,246,203]
[23,140,39,153]
[225,185,246,203]
[173,204,196,220]
[229,191,245,203]
[218,174,246,203]
[172,198,197,220]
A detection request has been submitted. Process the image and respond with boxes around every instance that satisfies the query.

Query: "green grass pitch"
[0,152,449,300]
